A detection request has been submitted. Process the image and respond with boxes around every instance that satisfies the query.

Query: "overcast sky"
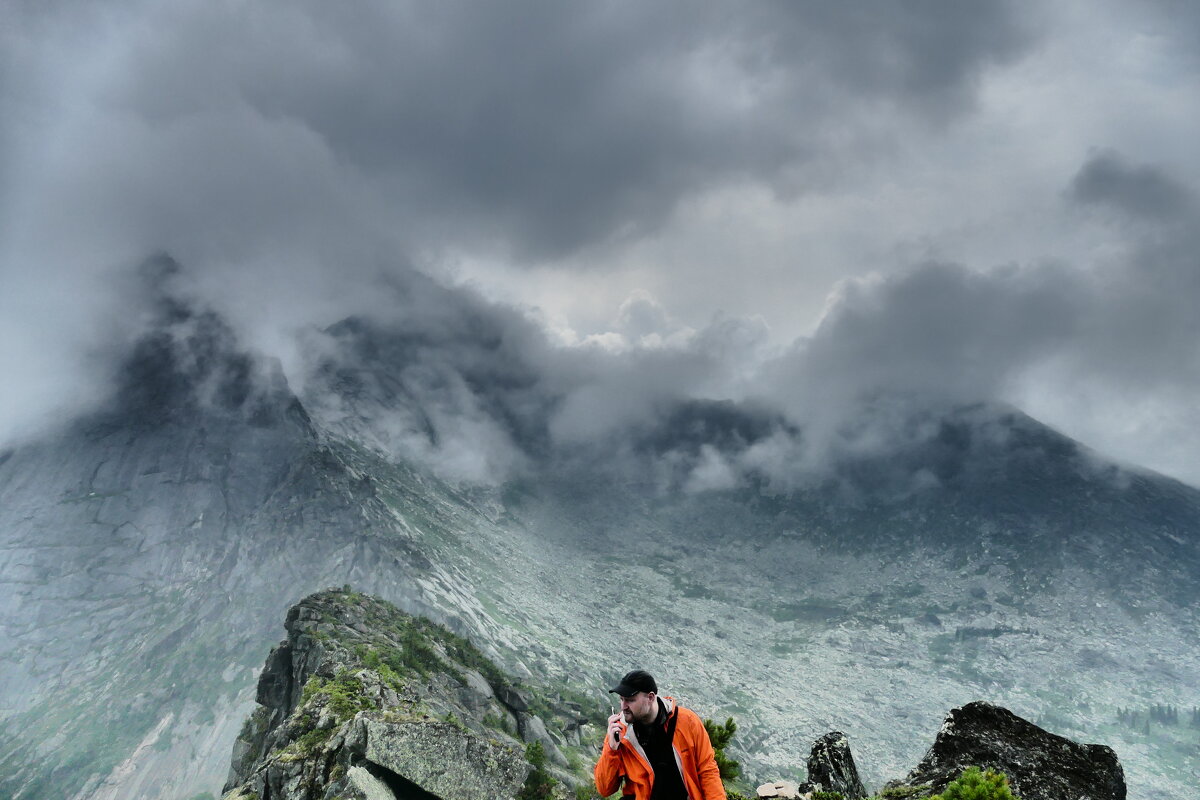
[2,0,1199,486]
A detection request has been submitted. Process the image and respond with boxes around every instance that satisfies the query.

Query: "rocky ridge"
[222,588,605,800]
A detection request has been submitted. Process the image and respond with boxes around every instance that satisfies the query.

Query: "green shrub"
[931,767,1015,800]
[812,792,845,800]
[518,741,558,799]
[702,717,742,785]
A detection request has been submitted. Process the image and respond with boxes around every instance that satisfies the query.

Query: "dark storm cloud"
[1061,154,1200,391]
[760,150,1200,484]
[785,261,1084,404]
[15,0,1032,262]
[1069,150,1194,222]
[0,0,1039,445]
[6,2,1199,489]
[760,261,1089,473]
[13,148,1197,493]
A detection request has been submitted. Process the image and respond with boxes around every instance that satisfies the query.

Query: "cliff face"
[222,589,601,800]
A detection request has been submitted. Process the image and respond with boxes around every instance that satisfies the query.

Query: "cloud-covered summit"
[2,2,1199,485]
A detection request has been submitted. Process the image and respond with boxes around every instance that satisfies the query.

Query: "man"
[594,669,726,800]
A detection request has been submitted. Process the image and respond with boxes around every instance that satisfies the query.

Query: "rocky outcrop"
[757,707,1124,800]
[884,701,1127,800]
[356,717,528,800]
[807,731,867,799]
[221,589,594,800]
[755,731,866,799]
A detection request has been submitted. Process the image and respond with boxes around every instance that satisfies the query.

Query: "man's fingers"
[607,713,622,749]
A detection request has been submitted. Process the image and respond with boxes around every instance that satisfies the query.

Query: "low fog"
[3,1,1199,486]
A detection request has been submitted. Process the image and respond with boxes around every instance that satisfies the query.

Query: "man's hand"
[606,713,623,750]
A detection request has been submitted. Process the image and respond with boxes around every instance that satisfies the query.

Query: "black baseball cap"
[609,669,657,697]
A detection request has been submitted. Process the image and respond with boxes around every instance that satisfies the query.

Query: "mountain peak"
[110,257,301,430]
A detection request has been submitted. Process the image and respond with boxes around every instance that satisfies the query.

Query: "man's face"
[619,691,657,725]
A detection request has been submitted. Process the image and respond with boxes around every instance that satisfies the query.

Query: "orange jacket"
[594,697,726,800]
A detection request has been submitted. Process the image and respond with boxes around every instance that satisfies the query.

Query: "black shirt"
[632,699,688,800]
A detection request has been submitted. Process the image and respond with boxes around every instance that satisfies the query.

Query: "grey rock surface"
[346,765,394,800]
[518,712,569,766]
[498,685,531,713]
[807,731,867,800]
[363,718,528,800]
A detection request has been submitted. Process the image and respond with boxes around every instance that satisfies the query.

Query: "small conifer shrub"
[702,716,742,785]
[517,741,557,799]
[931,766,1015,800]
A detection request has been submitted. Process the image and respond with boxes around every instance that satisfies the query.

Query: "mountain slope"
[0,293,1197,799]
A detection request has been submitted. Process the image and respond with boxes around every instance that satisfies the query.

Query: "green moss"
[354,645,407,691]
[340,603,463,682]
[877,785,934,799]
[293,726,335,754]
[299,670,376,720]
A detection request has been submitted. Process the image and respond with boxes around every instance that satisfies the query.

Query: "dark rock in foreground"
[807,731,867,799]
[886,700,1126,800]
